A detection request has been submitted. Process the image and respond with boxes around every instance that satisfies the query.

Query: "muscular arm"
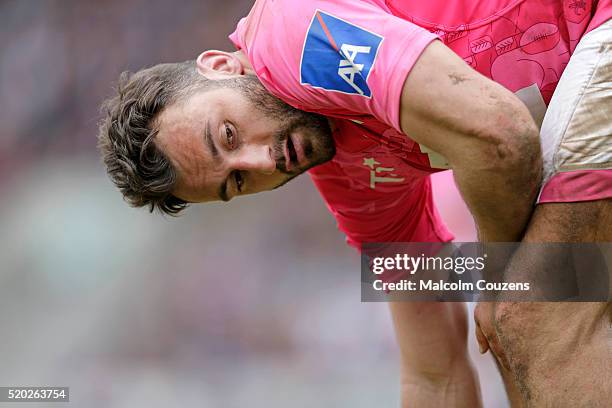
[389,41,541,406]
[400,41,542,242]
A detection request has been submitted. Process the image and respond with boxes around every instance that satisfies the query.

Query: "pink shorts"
[534,19,612,204]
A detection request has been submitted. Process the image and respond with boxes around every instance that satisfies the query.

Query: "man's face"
[155,76,335,203]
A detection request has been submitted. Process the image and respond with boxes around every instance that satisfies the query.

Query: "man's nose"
[234,145,276,175]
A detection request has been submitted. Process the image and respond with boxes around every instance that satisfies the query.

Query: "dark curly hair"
[98,60,209,215]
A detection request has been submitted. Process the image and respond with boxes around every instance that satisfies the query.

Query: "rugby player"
[98,0,612,406]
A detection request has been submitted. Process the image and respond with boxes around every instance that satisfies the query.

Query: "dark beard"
[218,75,336,174]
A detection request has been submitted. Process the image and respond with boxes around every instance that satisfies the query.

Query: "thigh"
[496,201,612,407]
[524,200,612,242]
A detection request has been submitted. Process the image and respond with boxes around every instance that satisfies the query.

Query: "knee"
[474,303,507,364]
[491,302,545,371]
[475,302,530,371]
[492,302,532,349]
[493,302,543,340]
[492,302,521,334]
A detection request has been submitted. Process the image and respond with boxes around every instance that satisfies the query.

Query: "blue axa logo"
[300,10,383,98]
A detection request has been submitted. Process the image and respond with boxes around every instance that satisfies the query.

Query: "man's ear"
[196,50,243,79]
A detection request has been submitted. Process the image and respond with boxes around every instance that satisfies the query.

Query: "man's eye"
[234,171,244,192]
[225,125,235,148]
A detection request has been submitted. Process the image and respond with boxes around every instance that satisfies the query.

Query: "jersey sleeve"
[229,0,438,132]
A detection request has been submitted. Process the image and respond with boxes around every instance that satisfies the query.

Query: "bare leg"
[476,201,612,407]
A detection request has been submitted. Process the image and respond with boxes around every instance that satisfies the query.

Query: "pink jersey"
[229,0,611,249]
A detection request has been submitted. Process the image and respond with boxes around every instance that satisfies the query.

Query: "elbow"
[448,100,544,202]
[495,128,540,173]
[483,102,542,177]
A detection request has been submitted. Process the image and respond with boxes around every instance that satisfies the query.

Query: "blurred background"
[0,0,507,406]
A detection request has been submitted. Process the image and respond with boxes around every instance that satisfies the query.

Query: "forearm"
[451,115,542,242]
[389,301,482,407]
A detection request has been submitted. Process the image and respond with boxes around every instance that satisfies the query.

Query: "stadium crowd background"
[0,0,507,406]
